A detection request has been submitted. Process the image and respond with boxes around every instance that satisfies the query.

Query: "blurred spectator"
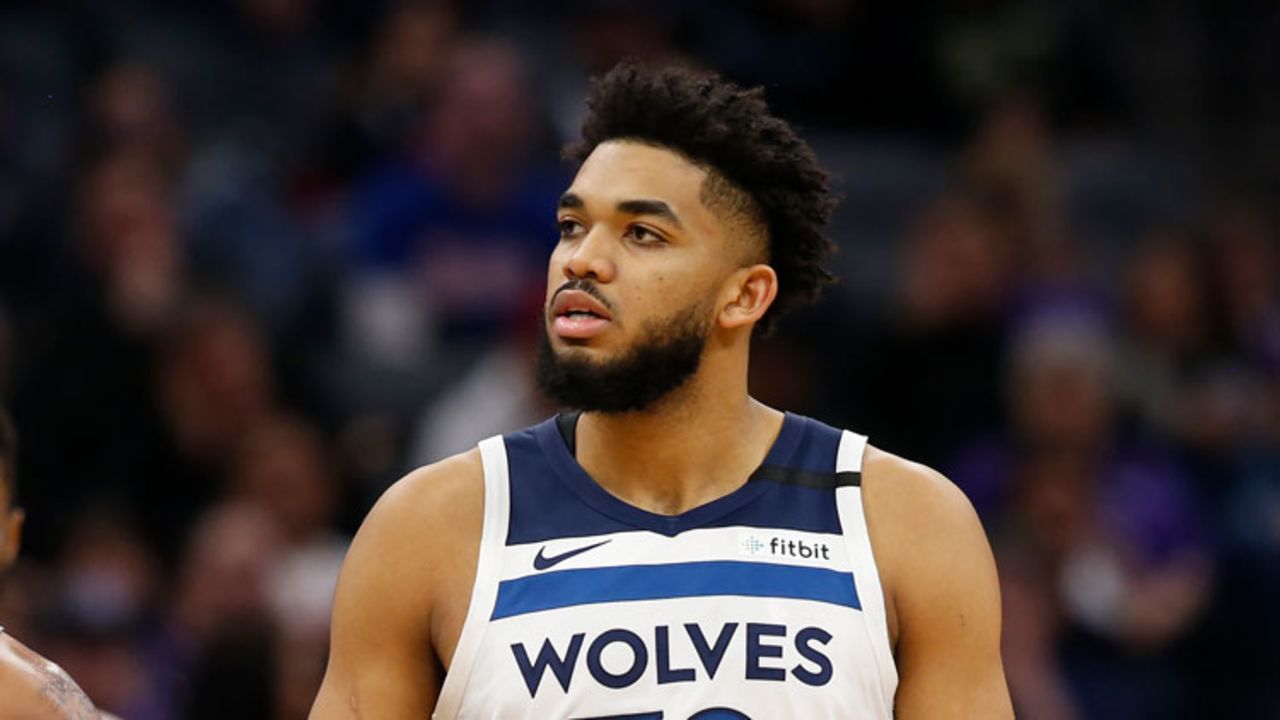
[1182,203,1280,715]
[228,413,346,719]
[901,194,1019,329]
[532,1,691,144]
[84,63,187,170]
[319,0,461,182]
[175,502,285,641]
[128,296,280,557]
[230,414,339,548]
[345,37,561,364]
[409,294,552,464]
[568,0,687,76]
[269,543,342,720]
[961,97,1072,285]
[11,147,189,559]
[183,614,277,720]
[954,312,1212,718]
[1204,204,1280,378]
[1152,205,1280,470]
[79,147,185,335]
[1114,233,1211,442]
[851,193,1015,466]
[39,512,160,717]
[691,0,854,128]
[157,299,275,470]
[160,502,285,719]
[410,336,545,463]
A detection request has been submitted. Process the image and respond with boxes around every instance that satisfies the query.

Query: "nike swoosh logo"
[533,539,612,571]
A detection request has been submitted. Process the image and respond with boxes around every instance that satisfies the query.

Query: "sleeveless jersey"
[434,413,897,719]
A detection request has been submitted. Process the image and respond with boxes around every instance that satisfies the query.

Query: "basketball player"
[312,64,1013,718]
[0,409,116,720]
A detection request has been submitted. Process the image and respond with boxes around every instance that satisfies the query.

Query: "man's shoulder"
[860,445,977,531]
[365,448,486,544]
[858,445,995,635]
[386,448,486,514]
[855,446,1011,715]
[344,447,486,594]
[328,447,486,667]
[0,632,101,720]
[859,445,986,569]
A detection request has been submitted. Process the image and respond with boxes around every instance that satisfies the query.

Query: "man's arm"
[0,632,104,720]
[310,450,484,719]
[862,448,1014,719]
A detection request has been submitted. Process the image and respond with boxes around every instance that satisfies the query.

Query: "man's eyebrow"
[616,199,683,228]
[559,193,685,229]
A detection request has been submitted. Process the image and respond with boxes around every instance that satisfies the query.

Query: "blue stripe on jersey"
[490,560,861,620]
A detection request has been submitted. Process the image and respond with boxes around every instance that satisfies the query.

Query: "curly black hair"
[566,62,838,334]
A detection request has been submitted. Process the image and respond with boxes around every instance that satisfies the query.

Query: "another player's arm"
[862,448,1014,719]
[310,451,484,719]
[0,633,107,719]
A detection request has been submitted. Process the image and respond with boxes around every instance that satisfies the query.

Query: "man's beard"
[535,300,712,413]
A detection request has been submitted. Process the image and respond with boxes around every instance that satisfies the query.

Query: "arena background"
[1,1,1278,717]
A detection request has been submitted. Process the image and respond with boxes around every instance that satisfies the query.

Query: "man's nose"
[563,226,616,282]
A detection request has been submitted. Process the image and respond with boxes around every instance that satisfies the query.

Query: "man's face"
[538,141,744,411]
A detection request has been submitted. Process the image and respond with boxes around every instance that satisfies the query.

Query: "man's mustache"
[549,279,614,315]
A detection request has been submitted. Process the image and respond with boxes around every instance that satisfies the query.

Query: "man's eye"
[558,219,583,238]
[626,225,665,244]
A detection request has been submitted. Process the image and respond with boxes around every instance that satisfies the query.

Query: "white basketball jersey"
[435,413,897,719]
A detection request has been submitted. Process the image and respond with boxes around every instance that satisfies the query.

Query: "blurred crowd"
[0,1,1277,718]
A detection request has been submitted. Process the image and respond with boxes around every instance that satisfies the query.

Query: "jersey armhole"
[835,431,899,712]
[433,435,510,719]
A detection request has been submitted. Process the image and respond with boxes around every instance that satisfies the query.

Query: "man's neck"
[573,375,784,517]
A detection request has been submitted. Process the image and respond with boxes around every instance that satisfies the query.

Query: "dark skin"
[0,632,102,720]
[0,472,115,720]
[311,141,1013,718]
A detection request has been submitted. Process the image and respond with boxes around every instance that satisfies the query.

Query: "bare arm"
[863,448,1014,719]
[0,633,102,720]
[310,451,483,719]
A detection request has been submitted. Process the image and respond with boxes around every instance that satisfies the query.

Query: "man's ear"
[718,264,778,330]
[0,508,24,571]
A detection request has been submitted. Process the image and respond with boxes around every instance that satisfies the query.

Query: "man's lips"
[550,289,612,320]
[550,289,612,339]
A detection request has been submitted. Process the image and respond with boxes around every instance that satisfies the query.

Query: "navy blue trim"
[532,413,805,538]
[491,560,860,620]
[774,415,842,473]
[506,426,634,545]
[697,482,844,534]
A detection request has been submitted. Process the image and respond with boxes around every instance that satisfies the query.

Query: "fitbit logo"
[738,533,831,561]
[739,535,767,556]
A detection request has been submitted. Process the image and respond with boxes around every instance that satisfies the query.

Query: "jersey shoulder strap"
[834,429,898,707]
[434,435,510,718]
